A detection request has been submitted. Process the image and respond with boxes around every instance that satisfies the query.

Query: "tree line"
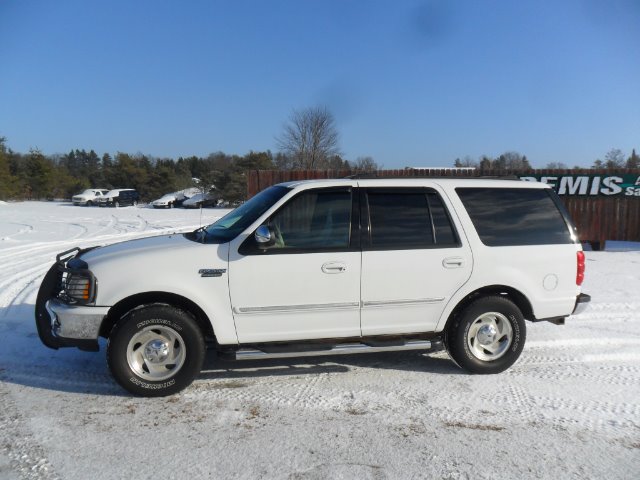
[0,107,383,202]
[0,138,377,202]
[2,102,637,201]
[454,148,639,170]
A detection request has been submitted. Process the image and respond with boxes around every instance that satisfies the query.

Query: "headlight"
[63,271,96,304]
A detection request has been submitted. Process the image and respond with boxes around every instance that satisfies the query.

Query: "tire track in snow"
[0,222,34,242]
[0,264,51,309]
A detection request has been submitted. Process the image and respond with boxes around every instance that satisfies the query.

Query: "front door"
[229,187,361,343]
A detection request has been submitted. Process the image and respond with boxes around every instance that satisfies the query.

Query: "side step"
[229,339,442,361]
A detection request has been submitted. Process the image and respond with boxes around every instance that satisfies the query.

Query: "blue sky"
[1,0,638,168]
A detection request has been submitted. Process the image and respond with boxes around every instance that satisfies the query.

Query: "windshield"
[186,185,290,243]
[185,193,204,202]
[80,189,94,195]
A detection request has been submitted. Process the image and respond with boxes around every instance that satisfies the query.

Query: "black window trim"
[239,186,360,256]
[361,187,462,252]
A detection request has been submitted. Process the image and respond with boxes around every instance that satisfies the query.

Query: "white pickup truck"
[72,189,109,206]
[36,178,590,396]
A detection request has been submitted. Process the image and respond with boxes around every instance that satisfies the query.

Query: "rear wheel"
[446,296,525,374]
[107,305,205,396]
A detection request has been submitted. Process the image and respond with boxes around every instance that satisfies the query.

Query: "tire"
[114,200,120,208]
[107,305,205,396]
[133,200,138,207]
[168,202,173,209]
[87,200,93,207]
[446,296,525,374]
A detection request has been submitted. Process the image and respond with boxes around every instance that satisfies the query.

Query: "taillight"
[576,251,585,286]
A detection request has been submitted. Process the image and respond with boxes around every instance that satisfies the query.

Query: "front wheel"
[107,305,205,396]
[446,296,526,374]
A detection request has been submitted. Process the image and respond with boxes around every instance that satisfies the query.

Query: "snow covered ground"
[0,201,638,479]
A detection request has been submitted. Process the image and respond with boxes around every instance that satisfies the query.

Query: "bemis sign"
[520,174,640,197]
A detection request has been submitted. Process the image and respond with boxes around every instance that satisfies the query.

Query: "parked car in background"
[97,189,140,207]
[151,192,183,209]
[72,189,109,206]
[182,192,218,208]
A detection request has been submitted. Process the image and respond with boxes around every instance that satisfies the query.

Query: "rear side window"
[365,190,459,249]
[456,188,574,246]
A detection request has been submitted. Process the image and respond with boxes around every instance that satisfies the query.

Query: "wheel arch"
[100,291,215,341]
[445,285,535,330]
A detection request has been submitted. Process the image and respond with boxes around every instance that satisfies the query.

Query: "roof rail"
[344,173,521,180]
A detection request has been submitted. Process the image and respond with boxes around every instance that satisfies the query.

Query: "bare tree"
[545,162,568,169]
[454,155,478,168]
[353,156,379,172]
[497,151,530,169]
[604,148,625,168]
[276,106,340,169]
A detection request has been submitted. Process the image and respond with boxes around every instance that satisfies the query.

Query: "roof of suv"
[103,188,136,197]
[277,178,551,190]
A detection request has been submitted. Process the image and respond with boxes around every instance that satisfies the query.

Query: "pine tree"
[626,149,640,169]
[0,137,18,199]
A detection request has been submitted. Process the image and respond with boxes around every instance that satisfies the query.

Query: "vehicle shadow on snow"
[200,349,464,380]
[1,304,463,396]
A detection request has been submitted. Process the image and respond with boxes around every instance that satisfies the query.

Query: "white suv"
[72,189,109,206]
[36,178,590,396]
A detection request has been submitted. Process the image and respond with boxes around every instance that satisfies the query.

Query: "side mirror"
[255,225,275,247]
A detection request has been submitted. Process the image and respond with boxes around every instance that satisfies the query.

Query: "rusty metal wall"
[247,169,640,244]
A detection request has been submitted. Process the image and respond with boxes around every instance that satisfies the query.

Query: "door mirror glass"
[255,225,273,246]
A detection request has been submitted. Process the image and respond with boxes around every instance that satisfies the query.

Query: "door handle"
[322,262,347,274]
[443,257,465,268]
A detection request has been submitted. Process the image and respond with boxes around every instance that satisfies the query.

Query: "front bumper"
[35,256,106,351]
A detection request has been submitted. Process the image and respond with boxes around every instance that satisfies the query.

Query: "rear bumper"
[35,260,105,352]
[572,293,591,315]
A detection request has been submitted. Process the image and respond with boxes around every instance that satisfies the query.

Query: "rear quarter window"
[456,187,574,246]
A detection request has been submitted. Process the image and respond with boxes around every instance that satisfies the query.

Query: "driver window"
[268,189,351,250]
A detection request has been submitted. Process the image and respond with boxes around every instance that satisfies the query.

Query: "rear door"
[359,186,472,335]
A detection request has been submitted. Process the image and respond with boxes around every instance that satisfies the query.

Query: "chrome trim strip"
[362,297,445,308]
[234,302,360,315]
[234,340,433,360]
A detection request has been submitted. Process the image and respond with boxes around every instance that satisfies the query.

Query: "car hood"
[80,234,197,265]
[76,234,229,306]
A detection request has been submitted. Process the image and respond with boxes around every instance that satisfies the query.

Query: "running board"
[231,339,441,361]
